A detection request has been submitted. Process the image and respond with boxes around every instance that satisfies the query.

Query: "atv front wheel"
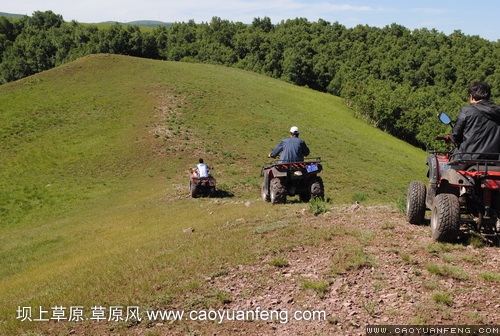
[261,182,270,202]
[406,181,426,224]
[270,178,286,204]
[430,193,460,242]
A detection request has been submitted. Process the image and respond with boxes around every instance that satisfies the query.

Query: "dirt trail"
[147,205,500,335]
[53,205,500,336]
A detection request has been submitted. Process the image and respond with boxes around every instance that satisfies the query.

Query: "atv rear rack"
[261,158,322,175]
[448,152,500,164]
[448,152,500,176]
[263,157,321,167]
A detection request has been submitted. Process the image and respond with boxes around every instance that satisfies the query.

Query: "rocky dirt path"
[62,205,500,336]
[158,205,500,336]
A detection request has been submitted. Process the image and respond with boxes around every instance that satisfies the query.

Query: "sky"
[3,0,500,41]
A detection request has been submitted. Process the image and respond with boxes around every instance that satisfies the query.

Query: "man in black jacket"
[449,81,500,160]
[426,81,500,207]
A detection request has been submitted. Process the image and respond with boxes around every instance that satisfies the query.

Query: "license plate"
[306,163,318,173]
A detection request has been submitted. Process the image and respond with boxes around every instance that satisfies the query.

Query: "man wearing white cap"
[269,126,310,163]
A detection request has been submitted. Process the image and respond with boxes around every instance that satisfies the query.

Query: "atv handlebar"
[435,135,455,144]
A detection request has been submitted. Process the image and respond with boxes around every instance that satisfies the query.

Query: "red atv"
[261,158,324,204]
[406,113,500,243]
[189,172,216,198]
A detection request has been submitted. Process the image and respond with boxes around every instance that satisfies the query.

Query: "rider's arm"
[301,140,310,157]
[270,141,284,158]
[450,109,467,144]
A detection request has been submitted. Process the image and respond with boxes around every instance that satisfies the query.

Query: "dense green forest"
[2,10,500,149]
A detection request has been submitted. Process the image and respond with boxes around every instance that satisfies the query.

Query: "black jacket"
[451,100,500,159]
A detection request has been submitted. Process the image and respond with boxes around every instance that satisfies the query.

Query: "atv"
[406,112,500,243]
[261,158,324,204]
[189,172,217,198]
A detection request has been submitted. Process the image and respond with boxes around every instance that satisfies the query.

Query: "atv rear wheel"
[190,181,199,198]
[270,178,286,204]
[430,193,460,242]
[209,186,216,198]
[310,176,324,200]
[406,181,426,224]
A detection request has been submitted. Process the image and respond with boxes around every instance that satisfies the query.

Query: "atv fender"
[269,166,288,178]
[440,167,474,187]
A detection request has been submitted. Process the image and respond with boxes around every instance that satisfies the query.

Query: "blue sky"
[3,0,500,41]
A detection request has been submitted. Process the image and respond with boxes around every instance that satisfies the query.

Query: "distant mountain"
[0,12,24,19]
[0,12,172,27]
[98,20,172,28]
[123,20,172,28]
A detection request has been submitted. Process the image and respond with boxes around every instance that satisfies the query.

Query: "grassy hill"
[0,54,428,334]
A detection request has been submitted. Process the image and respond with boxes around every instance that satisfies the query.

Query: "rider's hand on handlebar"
[435,134,454,143]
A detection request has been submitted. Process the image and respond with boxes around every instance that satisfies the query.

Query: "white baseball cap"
[290,126,299,134]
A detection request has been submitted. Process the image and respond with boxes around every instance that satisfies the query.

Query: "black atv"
[261,158,324,204]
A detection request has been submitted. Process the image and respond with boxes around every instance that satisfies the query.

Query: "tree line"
[2,10,500,149]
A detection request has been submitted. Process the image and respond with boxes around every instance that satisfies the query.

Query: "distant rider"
[193,158,211,178]
[269,126,310,163]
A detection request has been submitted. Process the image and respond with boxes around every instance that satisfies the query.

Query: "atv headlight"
[293,171,303,176]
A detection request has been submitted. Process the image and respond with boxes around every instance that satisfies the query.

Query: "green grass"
[268,257,289,268]
[432,291,453,306]
[331,243,374,275]
[425,263,469,281]
[301,280,329,299]
[308,197,331,216]
[0,54,428,334]
[479,271,500,282]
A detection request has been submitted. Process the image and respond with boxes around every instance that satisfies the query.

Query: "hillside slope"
[0,54,434,334]
[0,53,428,223]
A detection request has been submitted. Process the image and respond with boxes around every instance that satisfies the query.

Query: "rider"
[269,126,310,163]
[193,158,211,178]
[427,81,500,205]
[448,81,500,160]
[264,126,310,194]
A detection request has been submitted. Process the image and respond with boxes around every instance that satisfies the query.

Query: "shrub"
[269,257,289,268]
[432,291,453,306]
[302,280,329,299]
[308,198,329,216]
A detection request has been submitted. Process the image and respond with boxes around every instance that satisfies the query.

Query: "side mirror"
[438,112,451,125]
